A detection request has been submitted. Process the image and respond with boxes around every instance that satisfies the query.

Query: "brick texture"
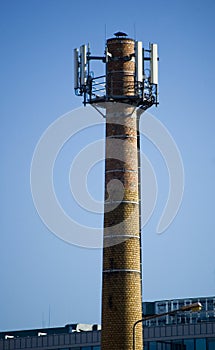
[101,49,143,350]
[106,38,135,97]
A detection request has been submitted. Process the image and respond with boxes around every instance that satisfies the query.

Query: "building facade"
[1,297,215,350]
[1,322,215,350]
[0,324,101,350]
[143,296,215,327]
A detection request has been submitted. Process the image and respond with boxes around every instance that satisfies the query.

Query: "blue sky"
[1,0,215,331]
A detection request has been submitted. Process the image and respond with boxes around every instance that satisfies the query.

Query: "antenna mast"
[74,32,159,109]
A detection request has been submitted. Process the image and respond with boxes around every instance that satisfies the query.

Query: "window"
[208,338,215,350]
[149,342,156,350]
[15,339,21,349]
[157,342,170,350]
[171,340,184,349]
[144,343,149,350]
[184,339,194,350]
[207,299,214,310]
[196,338,206,350]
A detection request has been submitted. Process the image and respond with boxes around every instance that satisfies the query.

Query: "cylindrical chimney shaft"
[106,37,135,97]
[101,35,143,350]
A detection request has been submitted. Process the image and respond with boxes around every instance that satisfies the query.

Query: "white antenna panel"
[105,46,112,63]
[74,48,79,89]
[135,41,143,83]
[150,43,158,85]
[80,44,87,85]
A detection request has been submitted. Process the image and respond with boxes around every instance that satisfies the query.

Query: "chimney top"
[114,31,128,38]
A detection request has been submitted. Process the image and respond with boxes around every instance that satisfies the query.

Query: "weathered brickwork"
[106,38,135,97]
[102,272,142,350]
[104,203,139,229]
[103,239,141,271]
[102,98,143,348]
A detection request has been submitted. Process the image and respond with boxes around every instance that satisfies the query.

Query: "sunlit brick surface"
[106,38,135,97]
[102,100,143,350]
